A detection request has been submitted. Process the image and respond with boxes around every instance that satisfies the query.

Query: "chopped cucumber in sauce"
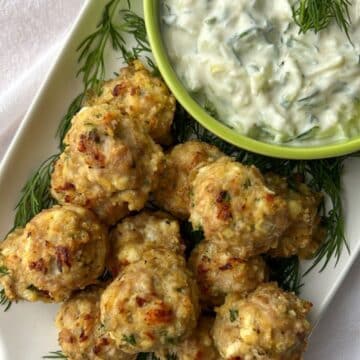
[162,0,360,145]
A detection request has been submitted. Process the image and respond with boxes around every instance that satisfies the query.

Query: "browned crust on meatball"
[153,141,224,219]
[51,104,164,225]
[265,174,325,259]
[86,60,176,145]
[213,283,312,360]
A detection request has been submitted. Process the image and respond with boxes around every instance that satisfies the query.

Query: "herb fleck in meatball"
[155,316,222,360]
[86,60,176,145]
[51,104,164,225]
[100,249,199,353]
[154,141,224,219]
[56,287,135,360]
[213,283,312,360]
[265,174,325,259]
[190,158,289,259]
[189,241,267,306]
[0,205,108,302]
[108,211,184,276]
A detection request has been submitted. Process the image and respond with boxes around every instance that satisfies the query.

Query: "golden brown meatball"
[190,158,289,259]
[86,60,176,145]
[56,287,135,360]
[51,105,164,225]
[0,205,108,302]
[189,241,267,306]
[155,316,222,360]
[213,283,312,360]
[265,174,325,259]
[153,141,224,219]
[108,211,184,276]
[100,249,199,354]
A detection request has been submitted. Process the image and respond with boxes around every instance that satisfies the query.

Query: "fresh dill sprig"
[266,256,303,294]
[13,154,58,229]
[120,9,159,73]
[0,267,11,311]
[292,0,353,42]
[76,0,126,95]
[42,351,67,359]
[57,93,84,150]
[0,289,12,312]
[303,158,347,273]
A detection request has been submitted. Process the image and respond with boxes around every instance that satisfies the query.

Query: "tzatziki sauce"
[162,0,360,145]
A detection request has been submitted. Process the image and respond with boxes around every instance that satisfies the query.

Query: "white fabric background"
[0,1,359,359]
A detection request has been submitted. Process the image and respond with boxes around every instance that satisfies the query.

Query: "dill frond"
[266,256,303,294]
[13,154,58,229]
[42,351,67,359]
[76,0,125,95]
[0,289,12,312]
[292,0,353,42]
[57,93,84,150]
[303,158,347,273]
[120,9,158,73]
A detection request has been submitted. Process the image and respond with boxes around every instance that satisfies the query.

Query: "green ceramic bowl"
[144,0,360,159]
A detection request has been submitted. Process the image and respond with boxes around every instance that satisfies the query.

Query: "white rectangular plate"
[0,1,359,359]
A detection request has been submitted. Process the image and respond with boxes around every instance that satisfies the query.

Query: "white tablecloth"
[0,1,359,358]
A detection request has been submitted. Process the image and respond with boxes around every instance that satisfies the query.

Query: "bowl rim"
[143,0,360,160]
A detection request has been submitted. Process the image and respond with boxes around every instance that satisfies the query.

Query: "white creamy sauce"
[162,0,360,145]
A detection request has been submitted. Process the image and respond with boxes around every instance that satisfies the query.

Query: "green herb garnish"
[229,309,239,322]
[123,334,137,345]
[292,0,353,42]
[266,256,303,294]
[0,266,9,277]
[0,288,11,312]
[42,351,67,359]
[13,154,58,229]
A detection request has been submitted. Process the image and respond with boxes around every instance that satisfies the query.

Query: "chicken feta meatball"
[51,104,164,225]
[154,141,224,219]
[100,249,199,353]
[190,158,289,259]
[266,174,325,259]
[108,211,184,276]
[86,60,176,145]
[189,241,267,306]
[56,287,135,360]
[213,283,312,360]
[155,317,222,360]
[0,205,108,302]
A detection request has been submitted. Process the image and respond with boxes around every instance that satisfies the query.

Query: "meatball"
[100,249,199,353]
[155,317,221,360]
[153,141,224,219]
[213,283,312,360]
[0,205,108,302]
[86,60,176,145]
[190,158,289,259]
[265,174,325,259]
[51,104,164,225]
[189,241,267,306]
[108,211,184,276]
[56,287,135,360]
